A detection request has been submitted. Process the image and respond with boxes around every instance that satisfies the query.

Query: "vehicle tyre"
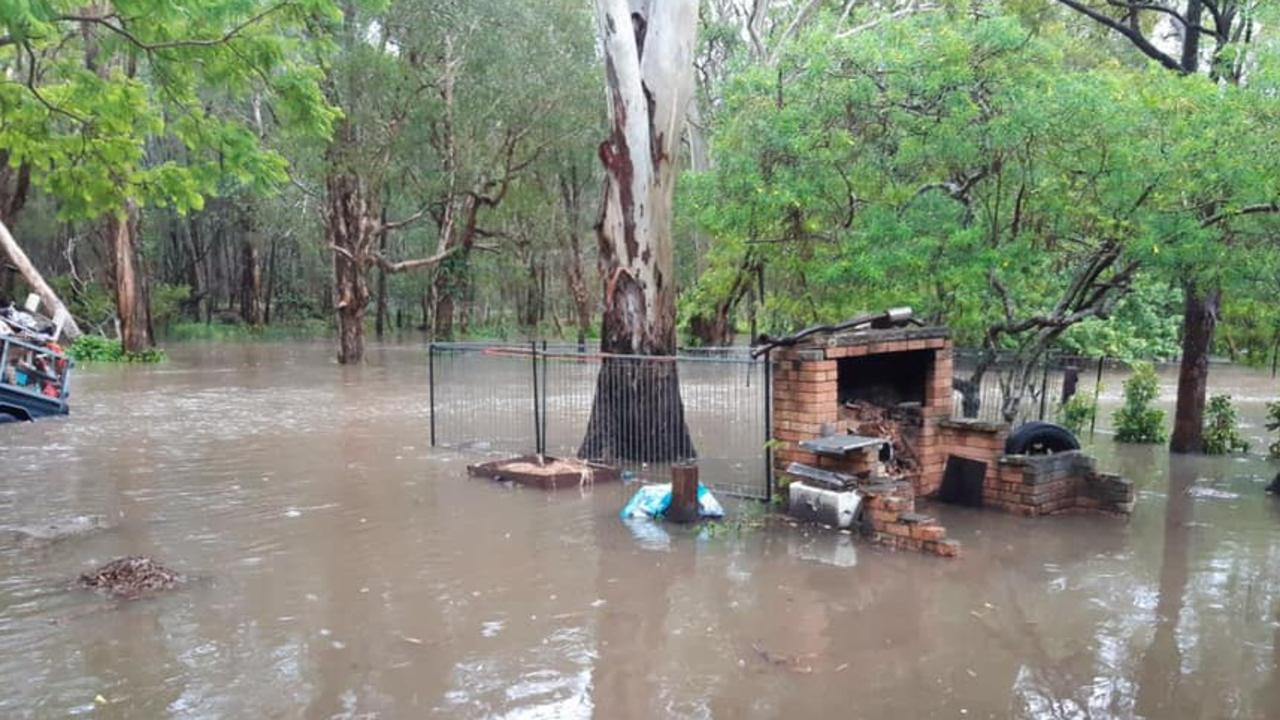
[1004,421,1080,455]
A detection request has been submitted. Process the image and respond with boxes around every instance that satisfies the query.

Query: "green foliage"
[1266,402,1280,460]
[68,335,166,363]
[150,284,191,330]
[1060,280,1182,361]
[681,8,1280,363]
[1203,394,1250,455]
[0,1,340,222]
[1059,394,1097,437]
[48,277,116,332]
[1112,363,1167,444]
[165,319,331,342]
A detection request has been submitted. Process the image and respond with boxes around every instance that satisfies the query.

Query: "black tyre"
[1004,421,1080,455]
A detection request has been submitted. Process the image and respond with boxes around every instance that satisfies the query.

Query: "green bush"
[1059,394,1097,437]
[1113,363,1167,444]
[1203,394,1250,455]
[68,335,167,364]
[1265,401,1280,460]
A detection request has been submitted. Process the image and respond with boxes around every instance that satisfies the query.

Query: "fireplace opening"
[835,349,934,477]
[837,350,932,407]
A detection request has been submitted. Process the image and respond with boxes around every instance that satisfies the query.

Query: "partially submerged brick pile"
[993,452,1135,516]
[860,481,960,558]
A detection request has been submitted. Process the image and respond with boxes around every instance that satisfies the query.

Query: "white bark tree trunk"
[580,0,699,463]
[593,0,697,355]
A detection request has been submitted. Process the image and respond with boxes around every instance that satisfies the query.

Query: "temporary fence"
[429,342,772,500]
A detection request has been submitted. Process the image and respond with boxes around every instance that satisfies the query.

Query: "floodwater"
[1,343,1278,719]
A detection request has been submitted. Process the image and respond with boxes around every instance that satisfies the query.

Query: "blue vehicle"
[0,334,72,422]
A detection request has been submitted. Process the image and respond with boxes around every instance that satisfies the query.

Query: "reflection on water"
[0,342,1277,718]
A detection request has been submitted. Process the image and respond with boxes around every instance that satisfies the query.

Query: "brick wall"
[993,453,1135,517]
[936,419,1134,517]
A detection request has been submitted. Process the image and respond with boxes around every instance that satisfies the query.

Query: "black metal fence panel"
[429,343,771,500]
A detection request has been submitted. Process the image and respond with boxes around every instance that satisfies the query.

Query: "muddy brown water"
[1,342,1279,719]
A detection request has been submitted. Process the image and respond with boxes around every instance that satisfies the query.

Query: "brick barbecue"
[768,320,1133,558]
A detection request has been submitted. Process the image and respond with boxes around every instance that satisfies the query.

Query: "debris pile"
[79,556,183,599]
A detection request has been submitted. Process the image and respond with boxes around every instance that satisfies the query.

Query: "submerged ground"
[1,342,1278,718]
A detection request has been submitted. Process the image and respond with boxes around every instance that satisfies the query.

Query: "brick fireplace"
[772,327,952,494]
[769,323,1133,558]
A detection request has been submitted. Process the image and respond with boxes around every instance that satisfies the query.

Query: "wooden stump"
[668,463,700,523]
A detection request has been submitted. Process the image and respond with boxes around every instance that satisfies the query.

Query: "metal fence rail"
[429,343,772,500]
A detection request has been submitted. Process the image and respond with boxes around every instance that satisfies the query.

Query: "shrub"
[1265,401,1280,460]
[1203,394,1250,455]
[1059,394,1097,437]
[1113,363,1166,444]
[68,335,166,364]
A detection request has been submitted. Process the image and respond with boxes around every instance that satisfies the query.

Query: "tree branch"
[1053,0,1184,71]
[374,245,460,274]
[57,3,290,53]
[1201,201,1280,227]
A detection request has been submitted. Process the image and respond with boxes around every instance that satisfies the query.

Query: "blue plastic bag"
[619,483,724,520]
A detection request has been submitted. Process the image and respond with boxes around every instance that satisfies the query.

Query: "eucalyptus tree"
[0,1,339,351]
[579,0,700,462]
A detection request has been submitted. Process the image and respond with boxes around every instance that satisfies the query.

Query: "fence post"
[541,340,548,456]
[428,342,437,447]
[763,349,773,504]
[530,340,541,456]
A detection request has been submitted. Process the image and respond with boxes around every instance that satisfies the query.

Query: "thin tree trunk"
[109,201,151,352]
[375,239,388,340]
[263,236,277,325]
[559,170,593,351]
[580,0,698,463]
[239,240,262,325]
[433,285,455,340]
[1170,283,1220,453]
[687,253,756,346]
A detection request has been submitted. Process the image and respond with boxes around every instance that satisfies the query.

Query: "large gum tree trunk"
[1170,283,1220,453]
[326,169,376,365]
[110,201,152,352]
[579,0,698,463]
